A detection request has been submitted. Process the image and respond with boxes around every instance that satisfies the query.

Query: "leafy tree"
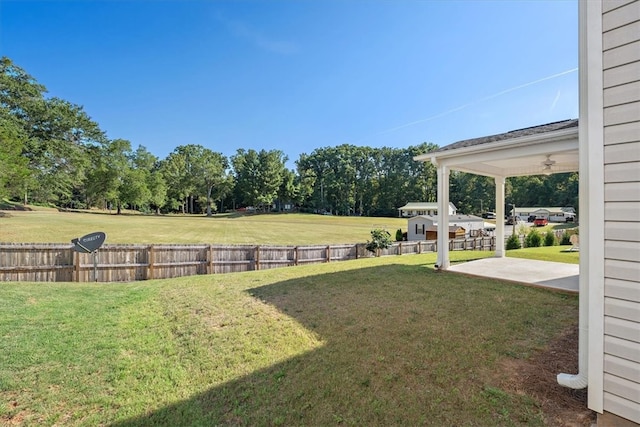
[194,147,229,217]
[131,146,167,214]
[277,168,299,211]
[0,111,29,199]
[147,170,168,214]
[366,229,393,256]
[85,138,133,214]
[1,57,105,206]
[232,149,286,212]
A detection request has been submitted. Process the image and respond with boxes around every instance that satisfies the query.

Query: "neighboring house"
[513,207,576,222]
[397,201,457,217]
[407,214,487,241]
[534,209,575,223]
[413,1,639,425]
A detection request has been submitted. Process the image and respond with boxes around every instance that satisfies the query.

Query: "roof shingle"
[434,119,578,153]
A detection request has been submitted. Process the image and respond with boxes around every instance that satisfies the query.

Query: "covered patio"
[414,118,586,391]
[414,119,579,270]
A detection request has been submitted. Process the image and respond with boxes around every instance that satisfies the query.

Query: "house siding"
[602,0,640,423]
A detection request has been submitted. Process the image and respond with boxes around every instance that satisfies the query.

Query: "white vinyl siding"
[602,0,640,423]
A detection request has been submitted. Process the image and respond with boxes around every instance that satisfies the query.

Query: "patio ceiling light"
[542,155,556,175]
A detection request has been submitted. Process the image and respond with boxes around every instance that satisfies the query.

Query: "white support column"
[436,165,450,269]
[494,176,506,258]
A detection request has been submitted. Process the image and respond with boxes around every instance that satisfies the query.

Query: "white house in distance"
[413,1,640,425]
[513,206,576,222]
[397,201,457,217]
[407,214,491,241]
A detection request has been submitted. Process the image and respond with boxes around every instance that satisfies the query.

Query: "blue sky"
[1,0,578,167]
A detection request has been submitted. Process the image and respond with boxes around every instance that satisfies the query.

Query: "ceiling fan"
[542,155,556,175]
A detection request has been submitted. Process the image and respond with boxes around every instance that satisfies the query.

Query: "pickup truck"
[533,217,549,227]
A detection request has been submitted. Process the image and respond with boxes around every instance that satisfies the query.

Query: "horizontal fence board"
[0,238,494,283]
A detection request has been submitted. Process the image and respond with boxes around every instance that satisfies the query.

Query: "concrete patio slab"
[446,257,579,293]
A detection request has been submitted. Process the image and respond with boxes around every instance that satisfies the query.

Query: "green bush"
[560,232,571,245]
[366,229,393,256]
[544,231,558,246]
[506,234,521,250]
[525,229,543,248]
[395,228,404,242]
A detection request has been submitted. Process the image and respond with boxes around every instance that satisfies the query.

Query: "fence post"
[208,244,213,274]
[148,245,155,280]
[294,246,298,266]
[398,242,402,255]
[74,250,80,282]
[326,245,331,262]
[255,246,260,270]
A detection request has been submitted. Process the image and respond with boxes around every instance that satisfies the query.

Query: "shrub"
[525,229,543,248]
[395,228,404,242]
[366,229,393,256]
[560,231,571,245]
[544,231,558,246]
[506,234,521,250]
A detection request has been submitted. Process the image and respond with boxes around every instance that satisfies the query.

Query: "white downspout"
[557,0,603,393]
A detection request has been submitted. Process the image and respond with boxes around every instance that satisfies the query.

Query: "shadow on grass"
[110,263,577,426]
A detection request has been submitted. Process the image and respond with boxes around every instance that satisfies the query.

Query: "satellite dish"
[72,232,106,253]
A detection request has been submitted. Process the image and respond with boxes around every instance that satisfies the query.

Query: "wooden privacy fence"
[0,237,495,283]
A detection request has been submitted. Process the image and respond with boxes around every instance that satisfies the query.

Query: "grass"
[507,246,579,264]
[0,252,578,426]
[0,208,406,245]
[1,207,580,424]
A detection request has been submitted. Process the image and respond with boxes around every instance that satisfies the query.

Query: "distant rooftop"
[435,119,579,153]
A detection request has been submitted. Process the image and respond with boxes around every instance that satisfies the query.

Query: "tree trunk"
[206,186,213,217]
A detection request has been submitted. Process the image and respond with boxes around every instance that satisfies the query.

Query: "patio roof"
[412,119,581,271]
[415,119,579,178]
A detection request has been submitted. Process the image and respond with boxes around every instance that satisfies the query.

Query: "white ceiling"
[415,126,579,178]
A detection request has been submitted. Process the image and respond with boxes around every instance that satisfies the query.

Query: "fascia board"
[415,127,579,164]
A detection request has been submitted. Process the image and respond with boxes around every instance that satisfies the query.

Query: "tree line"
[0,57,578,217]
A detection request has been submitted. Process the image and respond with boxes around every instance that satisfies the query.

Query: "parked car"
[533,217,549,227]
[482,212,496,219]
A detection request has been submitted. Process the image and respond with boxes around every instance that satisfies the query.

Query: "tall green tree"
[0,111,29,199]
[193,147,229,217]
[130,146,167,214]
[276,168,299,211]
[232,149,287,212]
[1,57,105,206]
[85,138,133,214]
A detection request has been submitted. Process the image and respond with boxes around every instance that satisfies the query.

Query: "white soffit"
[415,126,579,178]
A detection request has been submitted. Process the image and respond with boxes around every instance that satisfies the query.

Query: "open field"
[0,252,590,426]
[0,207,407,245]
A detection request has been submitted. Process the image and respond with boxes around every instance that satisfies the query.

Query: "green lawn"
[0,208,406,245]
[507,246,579,264]
[0,252,578,426]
